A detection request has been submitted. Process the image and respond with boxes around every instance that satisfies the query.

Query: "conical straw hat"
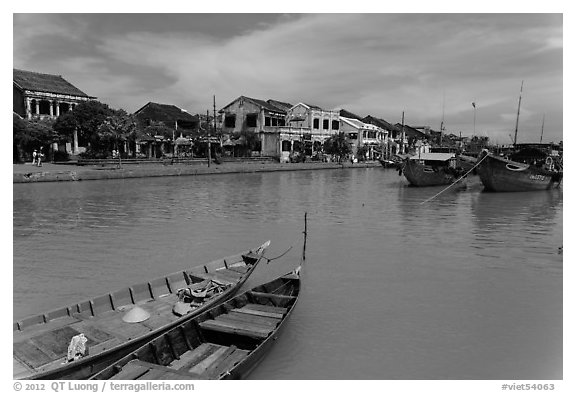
[122,306,150,323]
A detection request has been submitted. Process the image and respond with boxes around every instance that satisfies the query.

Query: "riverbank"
[13,160,381,183]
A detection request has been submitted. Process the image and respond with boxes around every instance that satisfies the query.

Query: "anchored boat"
[476,146,562,192]
[90,268,301,380]
[401,152,467,187]
[13,241,270,380]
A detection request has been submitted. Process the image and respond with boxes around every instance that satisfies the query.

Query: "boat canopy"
[408,152,455,161]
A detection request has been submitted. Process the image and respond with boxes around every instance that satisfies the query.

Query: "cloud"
[13,14,562,143]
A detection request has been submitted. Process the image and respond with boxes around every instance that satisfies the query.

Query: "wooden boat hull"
[457,154,478,172]
[13,241,270,380]
[90,270,301,380]
[402,158,465,187]
[476,151,562,192]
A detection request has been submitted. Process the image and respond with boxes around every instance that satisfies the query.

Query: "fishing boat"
[378,154,405,168]
[476,146,562,192]
[457,153,478,172]
[475,82,563,192]
[13,241,270,380]
[401,152,467,187]
[90,268,301,380]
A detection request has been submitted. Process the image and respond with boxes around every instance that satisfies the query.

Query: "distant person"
[37,148,44,167]
[32,149,37,165]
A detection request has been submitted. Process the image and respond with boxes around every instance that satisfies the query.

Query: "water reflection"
[469,190,563,273]
[13,168,562,379]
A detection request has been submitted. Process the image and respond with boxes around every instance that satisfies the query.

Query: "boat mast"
[513,80,523,146]
[539,113,545,144]
[401,111,405,154]
[440,92,445,146]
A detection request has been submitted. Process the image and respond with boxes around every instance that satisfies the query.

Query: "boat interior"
[92,275,300,380]
[13,254,257,379]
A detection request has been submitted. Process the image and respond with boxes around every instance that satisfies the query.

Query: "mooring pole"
[302,212,308,261]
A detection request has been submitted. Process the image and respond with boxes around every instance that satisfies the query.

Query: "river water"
[12,167,563,380]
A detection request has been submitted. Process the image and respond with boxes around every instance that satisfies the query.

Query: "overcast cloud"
[13,13,562,144]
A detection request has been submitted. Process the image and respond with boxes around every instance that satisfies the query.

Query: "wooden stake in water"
[302,212,308,261]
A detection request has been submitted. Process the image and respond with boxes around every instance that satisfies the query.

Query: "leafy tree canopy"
[324,132,352,162]
[53,100,116,144]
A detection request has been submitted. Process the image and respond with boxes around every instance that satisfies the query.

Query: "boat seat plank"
[220,312,280,328]
[13,340,55,369]
[168,343,219,370]
[123,360,207,380]
[196,346,239,377]
[212,316,276,335]
[232,307,284,320]
[187,346,230,375]
[243,303,289,314]
[250,291,296,301]
[199,319,272,340]
[204,347,250,379]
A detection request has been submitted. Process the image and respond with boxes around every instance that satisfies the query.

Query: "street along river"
[13,167,562,379]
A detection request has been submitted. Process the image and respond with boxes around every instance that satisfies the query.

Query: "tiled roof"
[395,123,426,137]
[244,96,287,114]
[363,115,399,131]
[341,117,366,129]
[134,102,198,126]
[339,109,363,120]
[267,99,292,111]
[13,69,93,98]
[302,102,324,110]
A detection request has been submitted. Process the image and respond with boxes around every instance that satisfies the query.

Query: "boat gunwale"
[477,150,561,192]
[14,241,270,379]
[89,273,301,380]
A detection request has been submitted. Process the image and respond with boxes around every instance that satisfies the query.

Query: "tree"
[13,115,59,163]
[356,145,369,161]
[97,111,137,168]
[324,132,352,163]
[53,100,115,152]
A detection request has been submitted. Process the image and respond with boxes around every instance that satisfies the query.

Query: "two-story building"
[13,68,96,154]
[13,69,96,120]
[219,96,288,157]
[279,103,341,161]
[339,116,386,160]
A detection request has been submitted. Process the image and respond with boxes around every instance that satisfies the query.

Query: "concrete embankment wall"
[14,161,380,183]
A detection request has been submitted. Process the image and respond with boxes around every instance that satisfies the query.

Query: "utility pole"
[206,109,211,167]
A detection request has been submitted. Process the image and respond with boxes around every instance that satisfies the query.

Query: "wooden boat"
[378,154,406,168]
[457,153,478,173]
[401,152,467,187]
[90,268,301,380]
[13,241,270,380]
[476,147,562,192]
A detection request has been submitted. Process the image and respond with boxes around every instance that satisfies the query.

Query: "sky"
[12,12,563,144]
